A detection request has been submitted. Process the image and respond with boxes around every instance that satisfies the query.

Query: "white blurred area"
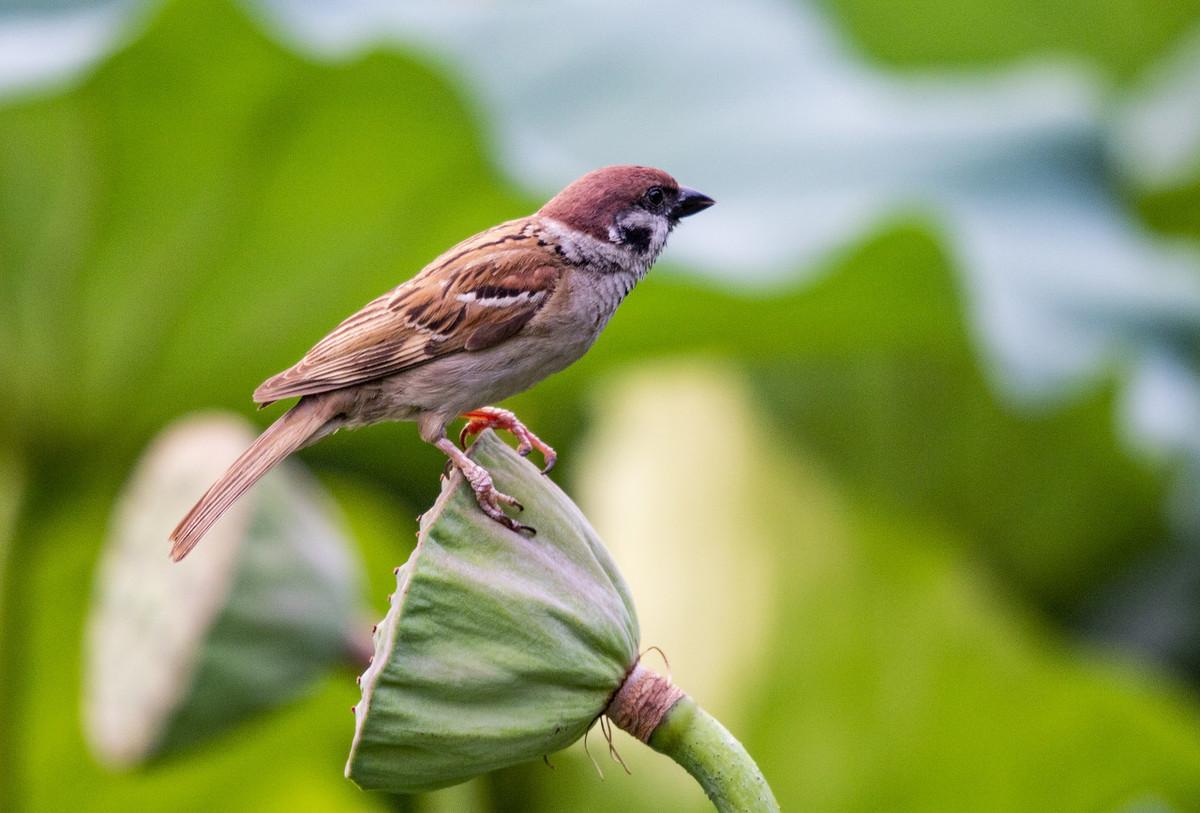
[2,0,1199,455]
[576,363,781,726]
[0,1,130,97]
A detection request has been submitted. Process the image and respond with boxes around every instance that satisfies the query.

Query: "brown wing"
[253,219,563,405]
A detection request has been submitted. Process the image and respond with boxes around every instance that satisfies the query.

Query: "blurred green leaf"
[748,227,1165,611]
[0,0,528,492]
[825,0,1200,79]
[755,504,1200,811]
[1140,178,1200,238]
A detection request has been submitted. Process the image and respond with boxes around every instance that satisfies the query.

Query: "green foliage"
[1141,178,1200,237]
[0,0,527,494]
[755,469,1200,811]
[826,0,1200,79]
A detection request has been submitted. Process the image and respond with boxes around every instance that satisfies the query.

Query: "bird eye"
[644,186,665,207]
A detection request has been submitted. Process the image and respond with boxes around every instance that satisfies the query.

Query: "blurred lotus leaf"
[84,412,365,766]
[0,0,528,497]
[348,431,639,793]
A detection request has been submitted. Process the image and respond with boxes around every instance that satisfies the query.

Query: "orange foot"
[459,406,557,474]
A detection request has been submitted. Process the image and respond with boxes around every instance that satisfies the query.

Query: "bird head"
[539,165,714,262]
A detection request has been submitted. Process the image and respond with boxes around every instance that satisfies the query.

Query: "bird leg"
[434,437,534,534]
[459,407,557,474]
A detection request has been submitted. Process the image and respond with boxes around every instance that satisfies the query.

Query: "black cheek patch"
[621,225,652,253]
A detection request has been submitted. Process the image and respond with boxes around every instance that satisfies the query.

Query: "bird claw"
[499,515,537,535]
[442,420,541,535]
[458,420,486,450]
[465,469,532,527]
[459,407,557,475]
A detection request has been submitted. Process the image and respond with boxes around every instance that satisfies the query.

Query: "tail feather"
[169,398,335,561]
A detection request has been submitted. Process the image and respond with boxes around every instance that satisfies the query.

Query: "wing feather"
[253,219,563,405]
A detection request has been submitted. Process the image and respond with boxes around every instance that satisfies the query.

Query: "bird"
[169,165,714,561]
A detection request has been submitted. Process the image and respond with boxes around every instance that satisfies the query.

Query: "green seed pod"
[346,431,778,812]
[84,413,366,767]
[346,430,640,793]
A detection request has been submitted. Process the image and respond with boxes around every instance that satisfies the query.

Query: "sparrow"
[169,165,714,561]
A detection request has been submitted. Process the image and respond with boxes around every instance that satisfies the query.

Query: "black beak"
[672,186,715,219]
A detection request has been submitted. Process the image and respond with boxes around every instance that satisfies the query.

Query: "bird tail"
[168,396,338,561]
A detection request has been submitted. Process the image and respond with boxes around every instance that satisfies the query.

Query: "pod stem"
[607,664,779,813]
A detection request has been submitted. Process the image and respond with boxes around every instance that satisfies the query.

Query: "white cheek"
[648,219,669,254]
[543,218,625,267]
[540,215,665,280]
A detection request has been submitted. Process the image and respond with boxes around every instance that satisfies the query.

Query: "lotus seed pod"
[346,430,640,793]
[84,412,366,767]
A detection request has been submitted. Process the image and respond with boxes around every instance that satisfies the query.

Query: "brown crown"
[538,165,679,241]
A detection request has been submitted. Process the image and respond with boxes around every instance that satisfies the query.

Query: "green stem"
[648,696,779,813]
[607,664,778,813]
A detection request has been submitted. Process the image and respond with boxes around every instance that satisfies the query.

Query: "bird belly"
[350,330,591,430]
